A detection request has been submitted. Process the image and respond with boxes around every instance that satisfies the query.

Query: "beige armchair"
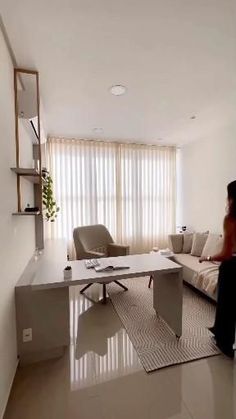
[73,224,130,302]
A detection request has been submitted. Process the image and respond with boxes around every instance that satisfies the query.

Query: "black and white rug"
[108,277,220,372]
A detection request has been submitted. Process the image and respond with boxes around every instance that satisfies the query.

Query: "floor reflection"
[207,357,236,419]
[5,284,236,418]
[69,285,141,390]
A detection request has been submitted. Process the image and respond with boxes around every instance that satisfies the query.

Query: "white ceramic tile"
[5,285,236,419]
[71,286,143,387]
[69,393,106,419]
[95,369,193,419]
[168,356,236,419]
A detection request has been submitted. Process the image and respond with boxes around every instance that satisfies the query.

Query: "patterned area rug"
[108,277,220,372]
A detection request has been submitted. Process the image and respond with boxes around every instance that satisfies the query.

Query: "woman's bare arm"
[199,216,235,263]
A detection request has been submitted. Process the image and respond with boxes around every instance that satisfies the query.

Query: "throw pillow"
[201,234,223,257]
[168,234,183,253]
[191,232,208,257]
[183,233,193,253]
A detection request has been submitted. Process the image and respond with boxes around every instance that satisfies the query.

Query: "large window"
[46,138,176,256]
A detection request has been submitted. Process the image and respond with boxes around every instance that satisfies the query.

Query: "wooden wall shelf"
[11,167,39,175]
[12,211,41,216]
[11,168,40,184]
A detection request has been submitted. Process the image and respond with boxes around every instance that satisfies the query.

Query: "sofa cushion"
[191,233,208,257]
[183,233,193,253]
[173,253,218,301]
[168,234,183,253]
[174,253,213,274]
[201,234,223,257]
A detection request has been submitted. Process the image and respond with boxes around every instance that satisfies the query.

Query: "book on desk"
[95,265,130,272]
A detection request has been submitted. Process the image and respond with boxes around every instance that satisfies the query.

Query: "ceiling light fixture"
[92,127,104,134]
[110,85,127,96]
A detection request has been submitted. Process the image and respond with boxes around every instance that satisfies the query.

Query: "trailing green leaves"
[42,169,60,222]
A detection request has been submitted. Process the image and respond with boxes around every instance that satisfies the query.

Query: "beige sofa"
[168,233,223,301]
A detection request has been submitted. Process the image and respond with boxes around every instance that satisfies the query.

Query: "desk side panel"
[15,286,70,364]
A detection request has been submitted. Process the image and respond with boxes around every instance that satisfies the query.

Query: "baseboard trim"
[0,358,18,419]
[19,346,66,365]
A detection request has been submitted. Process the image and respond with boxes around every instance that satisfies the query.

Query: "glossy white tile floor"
[4,283,236,419]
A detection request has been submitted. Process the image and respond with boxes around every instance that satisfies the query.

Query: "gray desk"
[15,240,182,364]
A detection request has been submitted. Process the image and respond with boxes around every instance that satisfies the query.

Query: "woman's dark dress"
[212,257,236,357]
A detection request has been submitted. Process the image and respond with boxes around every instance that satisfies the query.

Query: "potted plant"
[42,169,59,222]
[63,265,72,279]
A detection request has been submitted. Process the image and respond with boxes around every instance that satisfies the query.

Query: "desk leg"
[15,286,70,365]
[153,271,183,338]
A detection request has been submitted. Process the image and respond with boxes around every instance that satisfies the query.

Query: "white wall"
[180,123,236,233]
[0,28,35,418]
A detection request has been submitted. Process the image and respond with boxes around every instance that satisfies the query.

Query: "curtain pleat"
[46,138,176,257]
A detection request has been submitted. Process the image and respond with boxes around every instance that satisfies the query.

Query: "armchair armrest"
[168,234,183,254]
[107,243,130,257]
[84,250,105,259]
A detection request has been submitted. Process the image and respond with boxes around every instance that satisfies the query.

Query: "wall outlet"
[22,328,32,342]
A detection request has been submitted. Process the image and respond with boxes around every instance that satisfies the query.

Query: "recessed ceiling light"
[110,85,127,96]
[92,127,104,134]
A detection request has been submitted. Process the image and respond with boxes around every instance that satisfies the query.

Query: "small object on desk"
[84,259,100,269]
[152,246,159,252]
[95,265,130,272]
[159,248,172,256]
[64,266,72,280]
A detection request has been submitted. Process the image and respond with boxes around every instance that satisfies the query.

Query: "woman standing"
[200,181,236,358]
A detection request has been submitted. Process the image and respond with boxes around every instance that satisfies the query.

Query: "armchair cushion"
[73,224,113,259]
[84,250,106,259]
[107,243,130,257]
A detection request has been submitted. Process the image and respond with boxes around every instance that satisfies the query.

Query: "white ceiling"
[1,0,236,145]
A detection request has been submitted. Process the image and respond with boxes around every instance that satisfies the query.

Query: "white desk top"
[16,240,181,291]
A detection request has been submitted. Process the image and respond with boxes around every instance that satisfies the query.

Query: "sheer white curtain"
[46,138,176,256]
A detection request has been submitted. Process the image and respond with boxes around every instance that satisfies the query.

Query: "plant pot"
[64,267,72,280]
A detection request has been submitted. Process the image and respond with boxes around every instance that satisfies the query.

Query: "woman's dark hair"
[227,181,236,218]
